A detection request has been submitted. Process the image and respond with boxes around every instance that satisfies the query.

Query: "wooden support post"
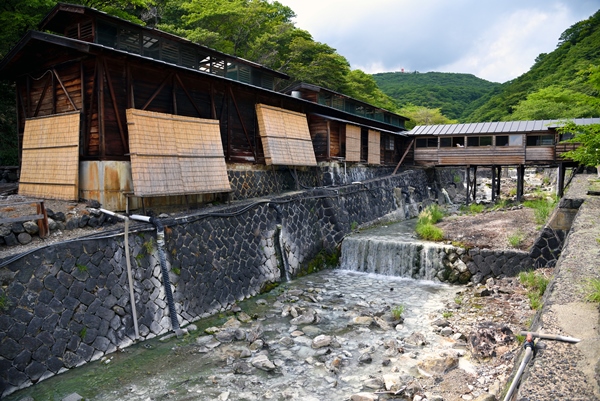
[466,166,471,206]
[557,163,566,198]
[491,166,496,202]
[517,165,524,202]
[496,166,502,199]
[472,166,477,202]
[37,201,49,239]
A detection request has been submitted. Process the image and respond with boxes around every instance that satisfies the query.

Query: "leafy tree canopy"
[399,104,458,130]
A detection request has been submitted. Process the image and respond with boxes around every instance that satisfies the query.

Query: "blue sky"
[277,0,600,83]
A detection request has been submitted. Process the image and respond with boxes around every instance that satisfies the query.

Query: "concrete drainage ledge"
[499,175,600,401]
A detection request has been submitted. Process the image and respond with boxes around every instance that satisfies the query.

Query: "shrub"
[468,203,485,214]
[417,204,444,225]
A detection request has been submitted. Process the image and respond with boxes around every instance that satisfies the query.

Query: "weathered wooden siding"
[525,147,555,163]
[438,146,525,165]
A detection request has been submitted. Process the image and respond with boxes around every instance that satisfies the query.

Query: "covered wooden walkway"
[406,118,600,201]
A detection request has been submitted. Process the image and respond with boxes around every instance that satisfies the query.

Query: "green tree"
[399,104,457,129]
[160,0,294,57]
[343,70,399,112]
[510,85,600,120]
[561,121,600,167]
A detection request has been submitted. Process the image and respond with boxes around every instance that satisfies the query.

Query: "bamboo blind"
[255,104,317,166]
[345,124,361,162]
[368,129,381,165]
[126,109,231,197]
[19,112,80,200]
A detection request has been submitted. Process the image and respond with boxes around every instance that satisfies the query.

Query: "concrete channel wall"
[0,169,433,396]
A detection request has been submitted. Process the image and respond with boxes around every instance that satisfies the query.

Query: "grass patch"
[391,305,405,320]
[415,204,445,241]
[584,278,600,303]
[350,221,358,230]
[442,311,453,319]
[523,197,557,226]
[415,223,444,241]
[454,295,463,305]
[508,230,525,248]
[519,270,550,310]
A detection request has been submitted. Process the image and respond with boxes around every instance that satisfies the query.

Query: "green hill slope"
[465,10,600,122]
[372,71,500,120]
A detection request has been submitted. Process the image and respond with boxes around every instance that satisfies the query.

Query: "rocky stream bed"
[5,269,541,401]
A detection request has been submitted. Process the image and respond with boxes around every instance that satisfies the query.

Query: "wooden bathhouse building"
[0,3,409,210]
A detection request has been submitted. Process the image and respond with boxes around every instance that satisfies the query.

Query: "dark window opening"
[496,136,509,146]
[440,137,452,147]
[97,21,117,48]
[452,137,465,147]
[427,138,437,148]
[527,135,554,146]
[416,138,427,148]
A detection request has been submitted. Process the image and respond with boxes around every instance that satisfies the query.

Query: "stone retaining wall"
[0,169,433,396]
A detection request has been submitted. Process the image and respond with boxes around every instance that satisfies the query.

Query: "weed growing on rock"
[518,270,550,310]
[0,291,10,312]
[584,278,600,303]
[76,263,88,272]
[391,304,405,320]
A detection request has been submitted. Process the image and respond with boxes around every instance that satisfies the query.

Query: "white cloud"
[277,0,599,82]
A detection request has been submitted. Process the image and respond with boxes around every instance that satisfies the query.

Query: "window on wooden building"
[440,137,452,147]
[415,138,438,148]
[526,135,554,146]
[143,35,160,58]
[119,28,141,54]
[97,21,117,48]
[384,136,395,151]
[496,135,523,146]
[452,137,465,147]
[467,136,492,147]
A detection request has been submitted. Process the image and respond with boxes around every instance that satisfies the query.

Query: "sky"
[276,0,600,83]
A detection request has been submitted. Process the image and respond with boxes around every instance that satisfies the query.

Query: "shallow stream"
[7,269,460,401]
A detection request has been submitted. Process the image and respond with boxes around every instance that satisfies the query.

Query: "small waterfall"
[340,224,454,280]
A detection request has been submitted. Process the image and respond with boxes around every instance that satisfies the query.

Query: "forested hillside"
[372,72,500,120]
[464,10,600,122]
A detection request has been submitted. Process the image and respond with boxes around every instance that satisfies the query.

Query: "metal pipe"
[149,216,184,336]
[519,331,580,343]
[99,209,139,339]
[503,344,533,401]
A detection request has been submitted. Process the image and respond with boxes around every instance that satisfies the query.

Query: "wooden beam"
[472,165,477,201]
[141,72,173,111]
[86,60,98,156]
[392,138,414,175]
[491,165,496,202]
[33,76,51,118]
[98,58,106,158]
[466,166,470,206]
[172,74,177,115]
[496,166,502,198]
[52,69,78,111]
[102,59,128,153]
[326,120,331,161]
[175,74,203,118]
[557,163,565,198]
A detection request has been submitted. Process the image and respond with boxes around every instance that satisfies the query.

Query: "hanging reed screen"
[126,109,231,197]
[345,124,361,162]
[19,112,80,200]
[368,129,381,165]
[256,104,317,166]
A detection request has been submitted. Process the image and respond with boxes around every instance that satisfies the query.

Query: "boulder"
[416,352,458,376]
[350,392,378,401]
[352,316,373,326]
[23,221,39,235]
[251,354,276,371]
[311,335,332,349]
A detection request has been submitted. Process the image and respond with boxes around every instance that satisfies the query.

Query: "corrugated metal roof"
[407,118,600,136]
